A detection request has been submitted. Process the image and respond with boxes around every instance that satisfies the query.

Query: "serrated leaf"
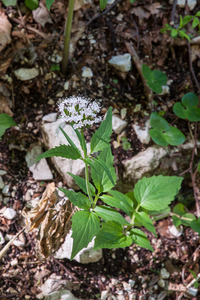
[134,211,156,236]
[59,127,82,157]
[94,221,132,250]
[67,172,96,196]
[163,127,185,146]
[35,145,82,162]
[91,147,117,193]
[45,0,54,10]
[94,205,130,225]
[90,107,112,153]
[150,113,169,132]
[25,0,39,10]
[129,228,154,251]
[152,70,167,86]
[71,211,100,259]
[101,190,133,217]
[59,188,91,209]
[134,175,183,211]
[142,64,154,82]
[150,129,168,147]
[0,114,17,140]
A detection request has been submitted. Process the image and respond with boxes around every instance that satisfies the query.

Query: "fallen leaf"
[32,2,53,27]
[191,45,200,62]
[0,93,13,117]
[0,13,12,52]
[168,282,186,292]
[74,0,92,11]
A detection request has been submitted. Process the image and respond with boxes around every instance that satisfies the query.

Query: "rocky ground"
[0,0,200,299]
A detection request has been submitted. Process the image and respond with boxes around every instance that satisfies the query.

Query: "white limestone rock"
[133,120,150,144]
[14,68,39,81]
[0,176,4,189]
[54,230,102,263]
[0,231,5,244]
[108,53,131,72]
[160,268,170,279]
[112,115,128,134]
[169,225,183,237]
[3,208,16,220]
[82,66,93,78]
[2,185,10,196]
[42,113,57,123]
[123,146,167,181]
[169,0,197,10]
[25,144,53,181]
[41,119,90,189]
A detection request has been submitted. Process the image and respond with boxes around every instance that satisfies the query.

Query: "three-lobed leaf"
[71,211,100,259]
[173,92,200,121]
[134,175,183,211]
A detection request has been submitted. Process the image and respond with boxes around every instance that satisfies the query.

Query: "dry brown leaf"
[32,2,53,27]
[22,182,58,231]
[191,45,200,62]
[0,93,13,117]
[74,0,92,11]
[168,282,186,292]
[0,13,12,52]
[131,3,161,20]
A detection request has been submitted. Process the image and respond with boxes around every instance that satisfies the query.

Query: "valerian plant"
[36,96,183,259]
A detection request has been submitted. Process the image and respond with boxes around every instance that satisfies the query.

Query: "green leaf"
[147,81,163,94]
[152,70,167,86]
[59,188,91,210]
[2,0,17,6]
[94,205,130,225]
[150,129,168,147]
[182,92,199,108]
[163,127,185,146]
[142,64,154,82]
[94,221,132,250]
[101,190,133,217]
[134,211,156,236]
[172,215,182,227]
[45,0,55,10]
[188,269,198,279]
[35,145,82,162]
[25,0,39,10]
[67,172,96,196]
[150,113,169,132]
[90,107,112,153]
[179,15,183,29]
[173,102,188,119]
[134,175,183,211]
[171,28,178,38]
[192,17,199,28]
[73,127,87,154]
[197,162,200,173]
[0,114,17,140]
[91,147,117,193]
[190,217,200,234]
[129,228,154,251]
[99,0,107,10]
[113,79,118,84]
[178,30,190,41]
[173,204,196,226]
[173,93,200,121]
[195,11,200,17]
[182,15,193,26]
[59,127,82,157]
[187,107,200,121]
[71,211,100,259]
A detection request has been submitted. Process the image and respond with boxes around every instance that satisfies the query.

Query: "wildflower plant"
[36,96,183,260]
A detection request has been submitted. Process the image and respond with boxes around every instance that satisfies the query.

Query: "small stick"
[187,41,200,100]
[170,0,177,24]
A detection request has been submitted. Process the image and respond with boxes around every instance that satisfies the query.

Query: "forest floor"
[0,0,200,299]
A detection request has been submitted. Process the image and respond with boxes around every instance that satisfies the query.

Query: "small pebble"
[3,208,16,220]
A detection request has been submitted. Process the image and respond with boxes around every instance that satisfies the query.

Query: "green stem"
[130,204,140,225]
[93,191,101,206]
[61,0,75,75]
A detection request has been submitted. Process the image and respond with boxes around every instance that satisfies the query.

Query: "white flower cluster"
[58,96,102,129]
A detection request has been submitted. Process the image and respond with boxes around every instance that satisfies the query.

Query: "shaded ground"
[0,0,200,299]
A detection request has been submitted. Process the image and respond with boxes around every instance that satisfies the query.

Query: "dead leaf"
[131,3,161,20]
[74,0,92,11]
[32,2,53,27]
[0,13,12,52]
[191,45,200,62]
[168,282,186,292]
[0,93,13,117]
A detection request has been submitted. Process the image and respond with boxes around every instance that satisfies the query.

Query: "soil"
[0,0,200,299]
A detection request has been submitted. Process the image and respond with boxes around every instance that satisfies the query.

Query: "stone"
[64,81,70,90]
[42,113,57,123]
[3,197,10,205]
[158,279,165,288]
[0,170,7,175]
[0,231,5,244]
[82,66,93,78]
[5,234,25,247]
[48,99,55,105]
[54,230,102,263]
[50,51,62,63]
[25,144,53,181]
[11,258,18,266]
[108,53,131,72]
[2,185,10,196]
[41,119,90,189]
[160,268,170,279]
[188,287,198,296]
[3,208,16,220]
[101,290,108,300]
[133,120,150,144]
[122,146,167,181]
[169,225,183,237]
[121,108,127,120]
[14,68,39,81]
[159,85,170,95]
[169,0,197,10]
[0,176,4,189]
[112,115,128,134]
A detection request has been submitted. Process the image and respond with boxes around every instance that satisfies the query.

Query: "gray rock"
[3,197,10,205]
[42,113,57,123]
[169,225,183,237]
[158,279,165,288]
[54,230,102,263]
[2,185,10,196]
[3,208,16,220]
[133,120,150,144]
[0,170,7,175]
[5,234,25,247]
[0,176,4,189]
[169,0,197,10]
[82,66,93,78]
[0,231,5,244]
[108,53,131,72]
[112,115,128,134]
[160,268,170,279]
[14,68,39,81]
[188,287,198,296]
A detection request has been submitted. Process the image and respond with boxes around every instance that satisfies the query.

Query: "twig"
[170,0,177,24]
[187,41,200,99]
[0,226,27,259]
[86,0,123,26]
[130,14,140,50]
[125,42,153,108]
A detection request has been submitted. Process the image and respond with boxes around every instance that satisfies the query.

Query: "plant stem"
[61,0,75,75]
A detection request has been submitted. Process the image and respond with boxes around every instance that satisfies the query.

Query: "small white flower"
[58,96,102,129]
